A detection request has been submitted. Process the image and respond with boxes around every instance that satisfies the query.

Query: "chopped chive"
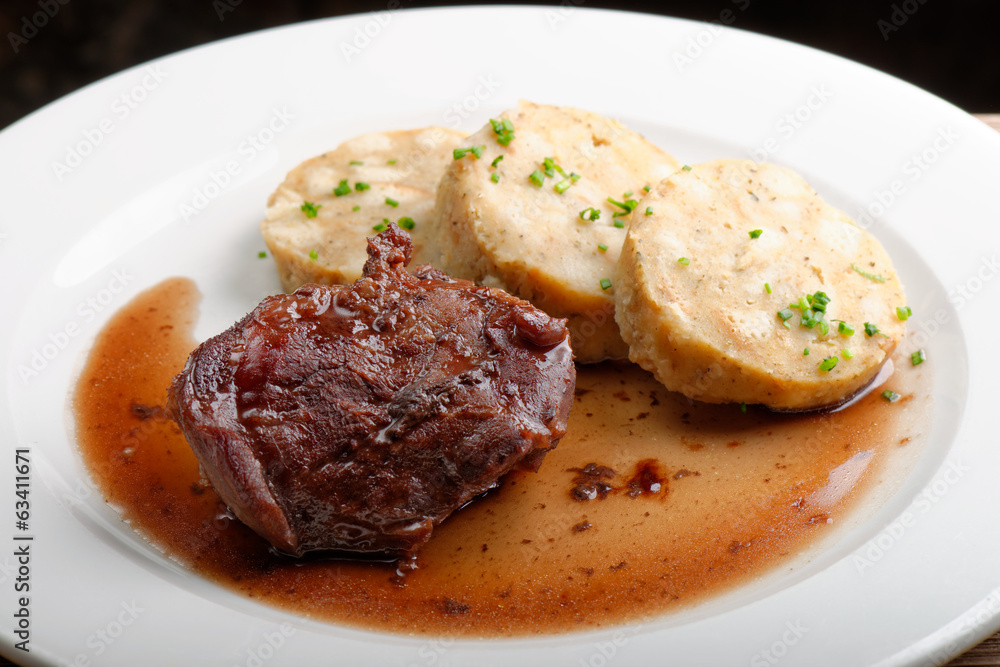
[608,195,638,217]
[881,389,901,403]
[387,159,397,165]
[453,146,485,160]
[491,155,504,168]
[645,206,653,216]
[911,349,927,366]
[818,356,838,372]
[529,170,545,187]
[385,197,399,208]
[349,160,363,166]
[740,402,747,414]
[599,278,612,290]
[808,291,830,313]
[579,207,600,221]
[355,182,370,191]
[300,201,321,218]
[553,172,581,193]
[352,205,360,212]
[397,217,416,230]
[777,308,794,322]
[258,251,267,259]
[851,263,886,283]
[678,257,690,266]
[896,306,912,321]
[333,179,351,196]
[681,165,692,171]
[543,157,557,177]
[491,172,500,183]
[765,282,772,294]
[643,185,651,193]
[803,348,810,356]
[490,118,515,146]
[817,319,830,336]
[864,322,880,337]
[842,348,854,360]
[308,249,318,260]
[597,243,608,252]
[838,321,855,336]
[624,190,633,197]
[748,229,763,239]
[372,222,388,232]
[613,220,625,229]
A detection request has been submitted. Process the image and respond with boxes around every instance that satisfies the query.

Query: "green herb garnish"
[881,390,901,403]
[300,201,321,218]
[453,145,485,160]
[818,356,838,372]
[607,195,639,217]
[896,306,912,321]
[579,207,600,221]
[554,173,581,193]
[385,197,399,208]
[599,278,612,290]
[333,179,351,196]
[911,349,927,366]
[490,118,515,146]
[748,229,763,239]
[851,263,886,283]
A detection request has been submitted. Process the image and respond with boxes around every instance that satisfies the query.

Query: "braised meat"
[167,226,575,558]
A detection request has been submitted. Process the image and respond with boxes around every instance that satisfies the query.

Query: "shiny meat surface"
[167,226,575,558]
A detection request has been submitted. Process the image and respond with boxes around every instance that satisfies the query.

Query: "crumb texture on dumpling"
[615,159,906,410]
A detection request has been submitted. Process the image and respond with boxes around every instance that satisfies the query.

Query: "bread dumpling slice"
[614,159,906,410]
[431,101,680,363]
[262,127,466,292]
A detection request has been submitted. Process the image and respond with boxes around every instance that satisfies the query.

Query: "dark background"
[1,0,999,131]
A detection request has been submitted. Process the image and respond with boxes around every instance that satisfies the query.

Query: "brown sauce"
[72,277,932,637]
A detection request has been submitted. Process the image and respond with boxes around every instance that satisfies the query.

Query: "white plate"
[2,7,999,666]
